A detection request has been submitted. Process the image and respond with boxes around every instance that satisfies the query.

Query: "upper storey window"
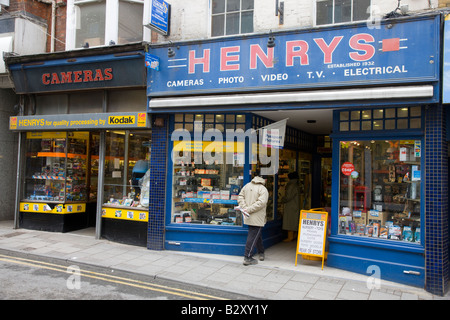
[316,0,371,26]
[118,0,144,43]
[74,0,144,49]
[75,0,106,48]
[211,0,254,37]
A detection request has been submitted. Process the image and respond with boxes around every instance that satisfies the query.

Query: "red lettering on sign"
[83,70,94,82]
[220,46,240,71]
[250,44,274,69]
[349,33,375,61]
[286,40,309,67]
[60,72,72,83]
[94,69,104,81]
[42,73,50,85]
[40,68,114,86]
[314,36,343,64]
[188,49,210,74]
[73,71,82,83]
[51,73,60,84]
[103,68,113,80]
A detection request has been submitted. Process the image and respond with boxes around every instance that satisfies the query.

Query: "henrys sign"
[147,15,439,97]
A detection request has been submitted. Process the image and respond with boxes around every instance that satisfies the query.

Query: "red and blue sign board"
[147,15,440,97]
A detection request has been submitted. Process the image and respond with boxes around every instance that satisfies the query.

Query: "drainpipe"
[37,0,56,52]
[51,0,56,52]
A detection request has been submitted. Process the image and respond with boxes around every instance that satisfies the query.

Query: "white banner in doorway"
[260,118,288,149]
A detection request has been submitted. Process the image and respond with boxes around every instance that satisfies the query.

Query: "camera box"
[352,210,367,225]
[367,210,388,225]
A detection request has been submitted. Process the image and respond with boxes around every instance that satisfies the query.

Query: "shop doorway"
[254,109,334,256]
[70,130,152,244]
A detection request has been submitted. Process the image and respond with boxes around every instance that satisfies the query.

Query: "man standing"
[237,172,269,265]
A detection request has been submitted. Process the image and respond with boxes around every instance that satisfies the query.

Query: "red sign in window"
[341,162,355,176]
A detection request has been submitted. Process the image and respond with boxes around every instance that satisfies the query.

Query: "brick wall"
[6,0,67,52]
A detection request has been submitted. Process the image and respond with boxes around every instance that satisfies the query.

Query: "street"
[0,250,258,300]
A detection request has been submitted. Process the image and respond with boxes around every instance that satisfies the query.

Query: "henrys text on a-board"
[147,14,439,97]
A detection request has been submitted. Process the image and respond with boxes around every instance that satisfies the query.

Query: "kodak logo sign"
[108,116,135,125]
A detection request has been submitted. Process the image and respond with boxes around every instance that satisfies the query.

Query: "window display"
[171,141,244,226]
[339,139,421,243]
[102,130,151,216]
[23,132,88,204]
[171,113,247,226]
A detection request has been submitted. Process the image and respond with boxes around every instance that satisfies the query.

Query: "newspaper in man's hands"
[234,206,250,218]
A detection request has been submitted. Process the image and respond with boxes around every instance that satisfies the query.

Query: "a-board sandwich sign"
[295,208,328,270]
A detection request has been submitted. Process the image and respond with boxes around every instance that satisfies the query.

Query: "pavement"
[0,220,448,300]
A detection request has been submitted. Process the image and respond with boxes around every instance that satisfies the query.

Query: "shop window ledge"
[328,234,424,255]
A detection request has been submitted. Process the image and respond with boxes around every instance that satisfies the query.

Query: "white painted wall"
[65,0,441,48]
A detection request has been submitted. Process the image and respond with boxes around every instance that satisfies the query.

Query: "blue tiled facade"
[147,115,168,250]
[143,14,449,296]
[424,105,449,295]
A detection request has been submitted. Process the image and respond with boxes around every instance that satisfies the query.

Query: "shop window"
[339,139,421,243]
[23,132,89,204]
[103,130,151,209]
[338,107,422,132]
[316,0,371,26]
[171,114,246,226]
[211,0,254,37]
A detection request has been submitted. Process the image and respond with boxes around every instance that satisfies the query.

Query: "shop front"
[146,13,448,294]
[6,43,152,246]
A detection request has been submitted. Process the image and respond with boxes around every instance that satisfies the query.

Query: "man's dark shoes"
[243,257,258,265]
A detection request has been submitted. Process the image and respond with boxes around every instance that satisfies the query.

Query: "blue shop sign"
[148,0,171,36]
[9,52,146,94]
[147,15,439,97]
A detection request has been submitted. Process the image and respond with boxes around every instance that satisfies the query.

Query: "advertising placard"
[295,209,328,270]
[9,112,150,131]
[148,0,171,36]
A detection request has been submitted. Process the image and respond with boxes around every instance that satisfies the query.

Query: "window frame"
[315,0,372,27]
[211,0,254,37]
[68,0,147,50]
